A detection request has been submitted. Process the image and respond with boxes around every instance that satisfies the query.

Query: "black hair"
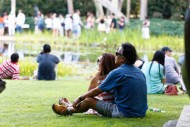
[121,42,137,65]
[11,53,19,63]
[148,50,165,77]
[100,19,105,23]
[152,50,165,66]
[43,44,51,53]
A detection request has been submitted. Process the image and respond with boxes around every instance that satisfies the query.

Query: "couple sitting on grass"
[52,42,148,118]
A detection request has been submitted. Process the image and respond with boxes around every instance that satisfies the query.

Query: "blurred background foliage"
[0,0,189,19]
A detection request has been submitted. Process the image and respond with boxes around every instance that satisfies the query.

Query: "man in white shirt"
[8,12,15,36]
[16,9,25,33]
[72,10,83,38]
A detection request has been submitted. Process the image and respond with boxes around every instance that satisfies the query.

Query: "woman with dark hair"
[59,53,117,114]
[88,53,117,91]
[142,50,166,94]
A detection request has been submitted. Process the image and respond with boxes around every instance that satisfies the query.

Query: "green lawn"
[0,79,189,127]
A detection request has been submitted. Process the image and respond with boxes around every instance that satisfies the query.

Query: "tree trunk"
[118,0,124,11]
[11,0,16,16]
[67,0,74,14]
[111,0,119,10]
[101,0,126,18]
[126,0,131,21]
[93,0,104,17]
[140,0,148,20]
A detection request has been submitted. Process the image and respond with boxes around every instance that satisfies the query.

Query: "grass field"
[0,79,189,127]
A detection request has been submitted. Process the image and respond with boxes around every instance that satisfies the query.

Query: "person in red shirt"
[0,53,28,80]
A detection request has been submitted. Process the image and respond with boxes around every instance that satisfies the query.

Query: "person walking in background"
[45,13,53,31]
[59,14,65,37]
[0,53,28,80]
[37,44,60,80]
[118,16,125,32]
[161,47,186,91]
[64,14,72,38]
[36,11,45,33]
[72,9,83,38]
[85,12,95,29]
[96,16,106,33]
[16,9,25,33]
[3,12,9,35]
[8,12,16,36]
[110,13,117,31]
[142,50,166,94]
[142,16,150,39]
[52,13,61,37]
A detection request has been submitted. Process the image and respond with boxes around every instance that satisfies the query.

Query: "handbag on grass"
[164,84,178,95]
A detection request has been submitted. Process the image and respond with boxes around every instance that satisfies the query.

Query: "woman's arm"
[161,78,166,85]
[88,72,100,91]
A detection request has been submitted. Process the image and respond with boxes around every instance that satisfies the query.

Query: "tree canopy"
[0,0,189,20]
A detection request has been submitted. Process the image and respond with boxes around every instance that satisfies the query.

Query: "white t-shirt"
[16,12,25,26]
[45,18,52,29]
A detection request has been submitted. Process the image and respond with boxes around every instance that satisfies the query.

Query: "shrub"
[18,60,78,77]
[152,12,162,18]
[171,13,183,21]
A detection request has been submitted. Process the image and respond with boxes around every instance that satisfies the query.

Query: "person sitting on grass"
[52,42,148,118]
[142,50,166,94]
[161,46,186,92]
[37,44,60,80]
[0,53,28,80]
[59,53,117,115]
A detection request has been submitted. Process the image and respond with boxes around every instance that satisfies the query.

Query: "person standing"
[52,13,61,37]
[142,16,150,39]
[52,42,147,118]
[110,13,117,31]
[72,9,83,38]
[8,12,16,36]
[64,14,73,38]
[37,44,60,80]
[16,9,25,33]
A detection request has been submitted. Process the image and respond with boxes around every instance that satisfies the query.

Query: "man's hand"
[73,96,83,108]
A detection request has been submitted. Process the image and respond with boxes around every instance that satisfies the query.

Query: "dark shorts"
[96,100,125,118]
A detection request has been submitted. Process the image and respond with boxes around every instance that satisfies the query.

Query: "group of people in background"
[34,10,126,38]
[0,9,25,36]
[0,9,128,38]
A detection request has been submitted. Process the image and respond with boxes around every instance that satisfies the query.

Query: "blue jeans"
[16,25,23,33]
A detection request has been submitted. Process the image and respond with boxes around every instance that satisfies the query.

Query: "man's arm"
[54,55,60,64]
[73,87,102,108]
[173,58,180,74]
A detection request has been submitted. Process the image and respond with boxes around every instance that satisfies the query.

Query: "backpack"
[164,84,178,95]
